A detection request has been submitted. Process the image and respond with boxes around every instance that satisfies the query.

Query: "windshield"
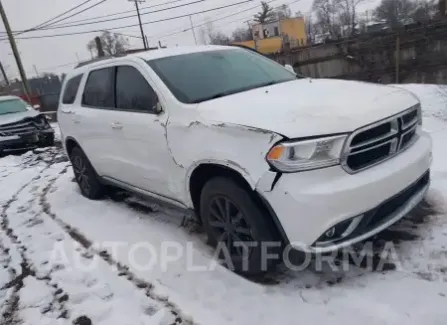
[147,49,299,103]
[0,99,29,115]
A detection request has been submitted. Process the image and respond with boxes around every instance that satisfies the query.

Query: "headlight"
[266,135,347,172]
[35,115,50,129]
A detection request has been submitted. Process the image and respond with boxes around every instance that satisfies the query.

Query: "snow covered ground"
[1,84,447,325]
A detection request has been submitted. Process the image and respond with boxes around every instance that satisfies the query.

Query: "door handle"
[111,122,123,129]
[61,109,75,114]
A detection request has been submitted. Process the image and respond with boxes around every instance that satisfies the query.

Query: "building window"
[274,27,279,36]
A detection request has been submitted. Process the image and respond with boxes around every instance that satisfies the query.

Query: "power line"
[38,0,191,29]
[34,0,109,29]
[15,0,94,35]
[32,0,206,31]
[0,0,254,41]
[155,0,284,40]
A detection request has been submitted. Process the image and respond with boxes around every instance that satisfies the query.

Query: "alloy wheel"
[72,155,91,194]
[208,196,254,257]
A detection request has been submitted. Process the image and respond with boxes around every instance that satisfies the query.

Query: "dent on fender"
[167,118,284,190]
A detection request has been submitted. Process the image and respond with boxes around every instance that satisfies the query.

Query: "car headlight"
[266,135,347,172]
[35,115,51,129]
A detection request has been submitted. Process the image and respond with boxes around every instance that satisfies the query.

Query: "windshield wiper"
[190,91,235,103]
[190,82,281,103]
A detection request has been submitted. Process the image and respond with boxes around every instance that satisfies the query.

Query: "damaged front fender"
[165,119,284,205]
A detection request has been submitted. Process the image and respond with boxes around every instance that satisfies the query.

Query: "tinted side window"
[116,66,158,112]
[62,74,82,104]
[82,67,115,108]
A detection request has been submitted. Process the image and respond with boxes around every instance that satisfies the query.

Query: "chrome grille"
[342,105,420,173]
[0,120,37,137]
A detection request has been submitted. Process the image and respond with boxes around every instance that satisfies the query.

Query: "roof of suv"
[73,45,237,72]
[130,45,234,61]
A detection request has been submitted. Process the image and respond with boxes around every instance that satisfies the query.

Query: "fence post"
[395,33,400,83]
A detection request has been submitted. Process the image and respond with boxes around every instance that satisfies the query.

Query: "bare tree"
[232,27,253,42]
[411,0,437,22]
[335,0,366,36]
[254,1,277,23]
[305,15,318,44]
[210,32,231,45]
[87,31,129,57]
[203,22,231,45]
[275,4,292,20]
[312,0,340,37]
[374,0,417,28]
[440,0,446,17]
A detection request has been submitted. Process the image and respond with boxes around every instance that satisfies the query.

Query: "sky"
[0,0,377,81]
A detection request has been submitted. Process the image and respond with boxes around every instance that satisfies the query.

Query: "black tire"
[70,146,105,200]
[200,177,281,275]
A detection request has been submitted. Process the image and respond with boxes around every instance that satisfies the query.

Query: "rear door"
[76,66,119,177]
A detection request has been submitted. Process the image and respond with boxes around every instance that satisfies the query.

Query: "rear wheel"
[70,147,105,200]
[200,177,281,275]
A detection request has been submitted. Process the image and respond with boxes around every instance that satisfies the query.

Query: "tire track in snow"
[38,171,195,325]
[0,166,70,324]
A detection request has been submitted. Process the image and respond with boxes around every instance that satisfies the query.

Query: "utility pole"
[0,0,31,102]
[129,0,147,50]
[33,65,39,78]
[95,36,105,57]
[395,34,400,84]
[246,20,258,50]
[145,35,149,49]
[0,61,9,85]
[189,15,197,45]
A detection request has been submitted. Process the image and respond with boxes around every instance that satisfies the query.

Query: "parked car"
[0,95,55,156]
[58,45,432,274]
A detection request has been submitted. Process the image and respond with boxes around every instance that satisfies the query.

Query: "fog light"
[315,214,364,246]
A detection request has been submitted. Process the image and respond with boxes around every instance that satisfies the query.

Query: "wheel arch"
[187,161,288,244]
[187,160,254,209]
[64,136,81,156]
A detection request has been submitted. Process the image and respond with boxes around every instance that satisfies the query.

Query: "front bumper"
[257,131,432,252]
[0,129,54,153]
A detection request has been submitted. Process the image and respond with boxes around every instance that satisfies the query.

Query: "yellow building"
[233,17,307,54]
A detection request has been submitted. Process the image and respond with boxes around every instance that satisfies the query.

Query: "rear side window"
[62,74,82,104]
[116,66,158,112]
[82,67,115,108]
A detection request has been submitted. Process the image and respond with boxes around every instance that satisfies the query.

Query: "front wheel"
[70,147,105,200]
[200,177,281,275]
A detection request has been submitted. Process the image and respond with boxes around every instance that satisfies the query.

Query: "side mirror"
[153,102,163,114]
[284,64,295,73]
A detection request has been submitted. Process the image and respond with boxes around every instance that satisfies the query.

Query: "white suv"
[58,45,432,274]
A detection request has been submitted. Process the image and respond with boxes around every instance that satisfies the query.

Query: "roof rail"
[75,52,128,69]
[228,44,267,57]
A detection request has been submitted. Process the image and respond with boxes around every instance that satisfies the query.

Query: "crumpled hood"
[197,79,420,138]
[0,109,40,126]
